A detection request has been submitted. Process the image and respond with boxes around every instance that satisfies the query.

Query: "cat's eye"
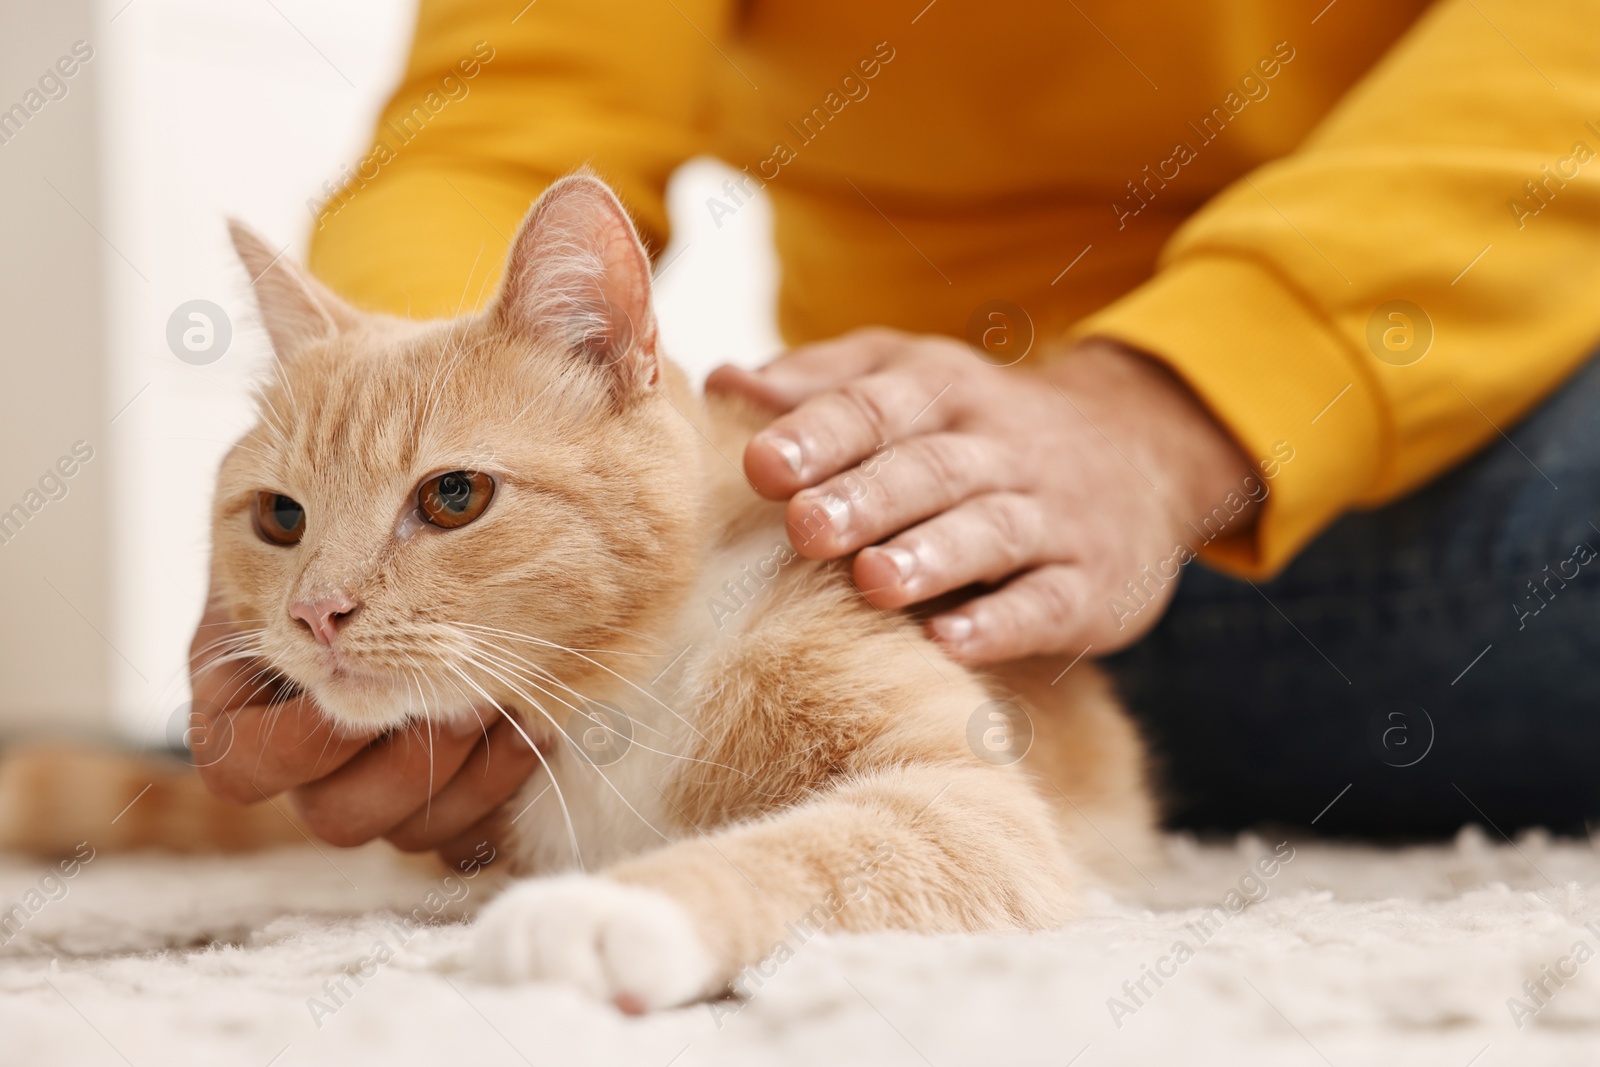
[418,470,494,529]
[253,492,306,545]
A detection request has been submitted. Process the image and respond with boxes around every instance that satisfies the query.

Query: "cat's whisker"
[191,651,272,684]
[400,652,451,743]
[192,650,270,688]
[406,668,441,830]
[221,439,280,465]
[464,646,644,745]
[454,637,758,786]
[265,351,304,422]
[445,633,669,739]
[427,627,586,706]
[417,297,486,439]
[455,622,711,746]
[191,629,270,664]
[439,660,585,871]
[447,653,673,851]
[458,644,695,759]
[445,635,696,758]
[249,377,296,452]
[200,639,270,658]
[202,660,286,717]
[445,631,763,785]
[191,628,264,658]
[455,653,672,846]
[255,699,289,752]
[233,668,283,710]
[301,708,347,778]
[439,625,655,658]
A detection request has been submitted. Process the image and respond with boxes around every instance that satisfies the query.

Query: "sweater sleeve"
[1074,0,1600,577]
[306,0,730,318]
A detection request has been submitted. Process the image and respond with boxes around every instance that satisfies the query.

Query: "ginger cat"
[209,173,1156,1011]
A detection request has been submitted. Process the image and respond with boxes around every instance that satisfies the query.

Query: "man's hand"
[187,604,540,865]
[706,330,1259,664]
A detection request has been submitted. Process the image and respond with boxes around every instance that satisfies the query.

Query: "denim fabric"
[1104,349,1600,839]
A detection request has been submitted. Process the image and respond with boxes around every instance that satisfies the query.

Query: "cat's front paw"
[469,874,717,1011]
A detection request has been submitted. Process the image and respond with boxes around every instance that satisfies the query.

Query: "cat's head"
[209,174,704,733]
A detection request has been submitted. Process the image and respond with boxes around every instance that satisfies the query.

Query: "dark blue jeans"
[1104,349,1600,839]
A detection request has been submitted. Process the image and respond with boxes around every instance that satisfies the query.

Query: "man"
[191,0,1600,859]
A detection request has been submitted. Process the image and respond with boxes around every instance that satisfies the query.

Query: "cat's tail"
[0,743,311,857]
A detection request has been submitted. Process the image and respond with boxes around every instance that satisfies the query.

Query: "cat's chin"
[305,672,515,739]
[303,672,428,734]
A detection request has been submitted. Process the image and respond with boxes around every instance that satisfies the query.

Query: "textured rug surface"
[2,829,1597,1066]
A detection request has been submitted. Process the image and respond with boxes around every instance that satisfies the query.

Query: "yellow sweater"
[309,0,1600,576]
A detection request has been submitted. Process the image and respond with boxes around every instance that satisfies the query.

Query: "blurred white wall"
[0,0,109,737]
[0,0,780,742]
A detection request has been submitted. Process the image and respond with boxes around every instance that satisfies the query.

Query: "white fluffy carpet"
[3,829,1598,1066]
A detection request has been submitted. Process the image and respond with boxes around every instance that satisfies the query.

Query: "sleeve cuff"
[1071,255,1387,578]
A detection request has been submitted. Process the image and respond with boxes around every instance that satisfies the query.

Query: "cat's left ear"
[493,172,660,401]
[228,221,360,359]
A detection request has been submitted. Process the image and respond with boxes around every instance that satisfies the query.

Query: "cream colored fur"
[211,173,1157,1011]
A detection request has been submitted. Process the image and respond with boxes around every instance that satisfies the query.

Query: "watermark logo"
[708,41,898,229]
[1110,41,1296,231]
[306,841,496,1028]
[966,699,1033,766]
[0,40,94,149]
[1507,923,1600,1029]
[1106,842,1296,1028]
[310,42,498,228]
[709,840,894,1027]
[965,300,1034,367]
[165,698,233,769]
[1514,540,1597,630]
[167,299,232,365]
[1365,300,1432,367]
[0,440,95,549]
[0,840,96,949]
[1368,704,1434,768]
[563,700,632,767]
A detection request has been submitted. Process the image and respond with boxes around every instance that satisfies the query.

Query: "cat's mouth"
[286,652,427,731]
[301,645,405,693]
[298,654,528,738]
[324,659,387,685]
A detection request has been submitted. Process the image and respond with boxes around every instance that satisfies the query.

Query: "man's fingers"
[707,328,905,411]
[703,364,793,413]
[705,333,892,413]
[290,724,483,847]
[383,717,542,853]
[854,491,1048,607]
[192,696,372,803]
[749,367,962,501]
[790,435,1016,560]
[437,811,511,875]
[926,564,1096,665]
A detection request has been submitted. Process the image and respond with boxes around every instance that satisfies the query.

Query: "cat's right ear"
[228,221,359,359]
[491,173,660,404]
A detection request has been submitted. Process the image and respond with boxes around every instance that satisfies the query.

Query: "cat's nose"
[289,595,361,647]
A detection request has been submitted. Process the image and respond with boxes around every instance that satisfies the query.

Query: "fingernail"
[932,615,973,646]
[817,493,850,530]
[880,546,917,583]
[768,436,803,475]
